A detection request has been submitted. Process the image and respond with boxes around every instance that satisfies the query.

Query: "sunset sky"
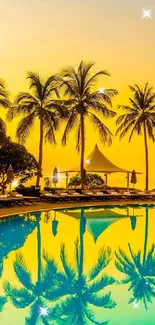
[1,0,155,189]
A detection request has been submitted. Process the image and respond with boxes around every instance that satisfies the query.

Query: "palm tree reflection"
[115,208,155,309]
[0,213,38,313]
[4,212,57,324]
[45,209,116,324]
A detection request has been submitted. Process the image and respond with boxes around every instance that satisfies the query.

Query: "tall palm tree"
[59,61,118,189]
[45,210,116,324]
[7,72,64,186]
[115,208,155,309]
[116,83,155,190]
[0,79,10,144]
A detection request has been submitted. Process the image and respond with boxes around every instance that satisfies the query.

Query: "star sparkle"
[39,307,48,317]
[99,88,105,94]
[142,9,152,19]
[133,302,139,309]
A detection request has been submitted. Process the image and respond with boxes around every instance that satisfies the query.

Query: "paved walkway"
[0,200,154,218]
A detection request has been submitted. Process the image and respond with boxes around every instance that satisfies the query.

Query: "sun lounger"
[9,191,40,205]
[40,190,59,202]
[0,193,26,207]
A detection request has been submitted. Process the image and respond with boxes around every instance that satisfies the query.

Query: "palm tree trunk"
[37,217,41,285]
[79,210,85,278]
[143,121,149,191]
[80,114,85,190]
[143,208,149,267]
[36,118,44,187]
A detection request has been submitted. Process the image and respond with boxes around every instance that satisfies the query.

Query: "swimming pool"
[0,204,155,324]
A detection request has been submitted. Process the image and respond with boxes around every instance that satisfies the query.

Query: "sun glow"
[98,88,105,94]
[142,9,152,19]
[12,181,18,187]
[86,159,90,164]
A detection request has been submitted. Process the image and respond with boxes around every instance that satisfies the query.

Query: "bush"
[68,173,104,188]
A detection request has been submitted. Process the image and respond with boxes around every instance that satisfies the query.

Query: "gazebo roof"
[61,144,130,174]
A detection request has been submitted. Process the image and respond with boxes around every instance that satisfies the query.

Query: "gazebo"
[60,144,141,190]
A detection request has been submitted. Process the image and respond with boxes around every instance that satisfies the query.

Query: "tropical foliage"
[0,138,38,185]
[116,83,155,190]
[68,173,105,188]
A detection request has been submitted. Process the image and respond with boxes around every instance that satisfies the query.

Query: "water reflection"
[44,210,116,324]
[115,208,155,309]
[0,213,38,313]
[0,206,155,324]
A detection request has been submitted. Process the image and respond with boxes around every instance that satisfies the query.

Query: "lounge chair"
[55,190,79,202]
[40,190,58,202]
[0,192,26,207]
[9,191,40,205]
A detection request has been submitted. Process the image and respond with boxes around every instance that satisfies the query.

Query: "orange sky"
[1,0,155,189]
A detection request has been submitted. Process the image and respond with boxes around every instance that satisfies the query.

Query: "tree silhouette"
[115,208,155,309]
[45,209,116,324]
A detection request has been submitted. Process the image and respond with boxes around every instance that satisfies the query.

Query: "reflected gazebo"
[62,208,137,243]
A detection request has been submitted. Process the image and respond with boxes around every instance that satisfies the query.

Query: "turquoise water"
[0,204,155,324]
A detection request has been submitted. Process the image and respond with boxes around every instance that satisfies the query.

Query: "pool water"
[0,204,155,324]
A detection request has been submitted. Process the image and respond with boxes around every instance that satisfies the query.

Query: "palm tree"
[0,79,10,144]
[7,72,64,186]
[116,83,155,190]
[45,210,116,324]
[115,208,155,309]
[59,61,118,189]
[4,213,58,324]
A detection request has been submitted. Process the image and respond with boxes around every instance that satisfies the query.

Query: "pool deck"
[0,200,154,218]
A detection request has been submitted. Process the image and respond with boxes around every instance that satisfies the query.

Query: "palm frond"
[89,112,113,145]
[62,110,78,146]
[41,109,58,144]
[84,70,110,91]
[25,300,39,325]
[0,80,10,108]
[27,72,43,100]
[44,284,69,301]
[3,281,35,308]
[16,111,36,143]
[0,296,7,312]
[13,253,33,291]
[87,292,116,309]
[88,246,111,281]
[84,306,108,325]
[60,244,76,280]
[87,274,115,293]
[0,117,6,135]
[87,98,116,117]
[42,251,57,288]
[14,92,38,105]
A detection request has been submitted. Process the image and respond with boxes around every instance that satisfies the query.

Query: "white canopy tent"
[60,144,141,189]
